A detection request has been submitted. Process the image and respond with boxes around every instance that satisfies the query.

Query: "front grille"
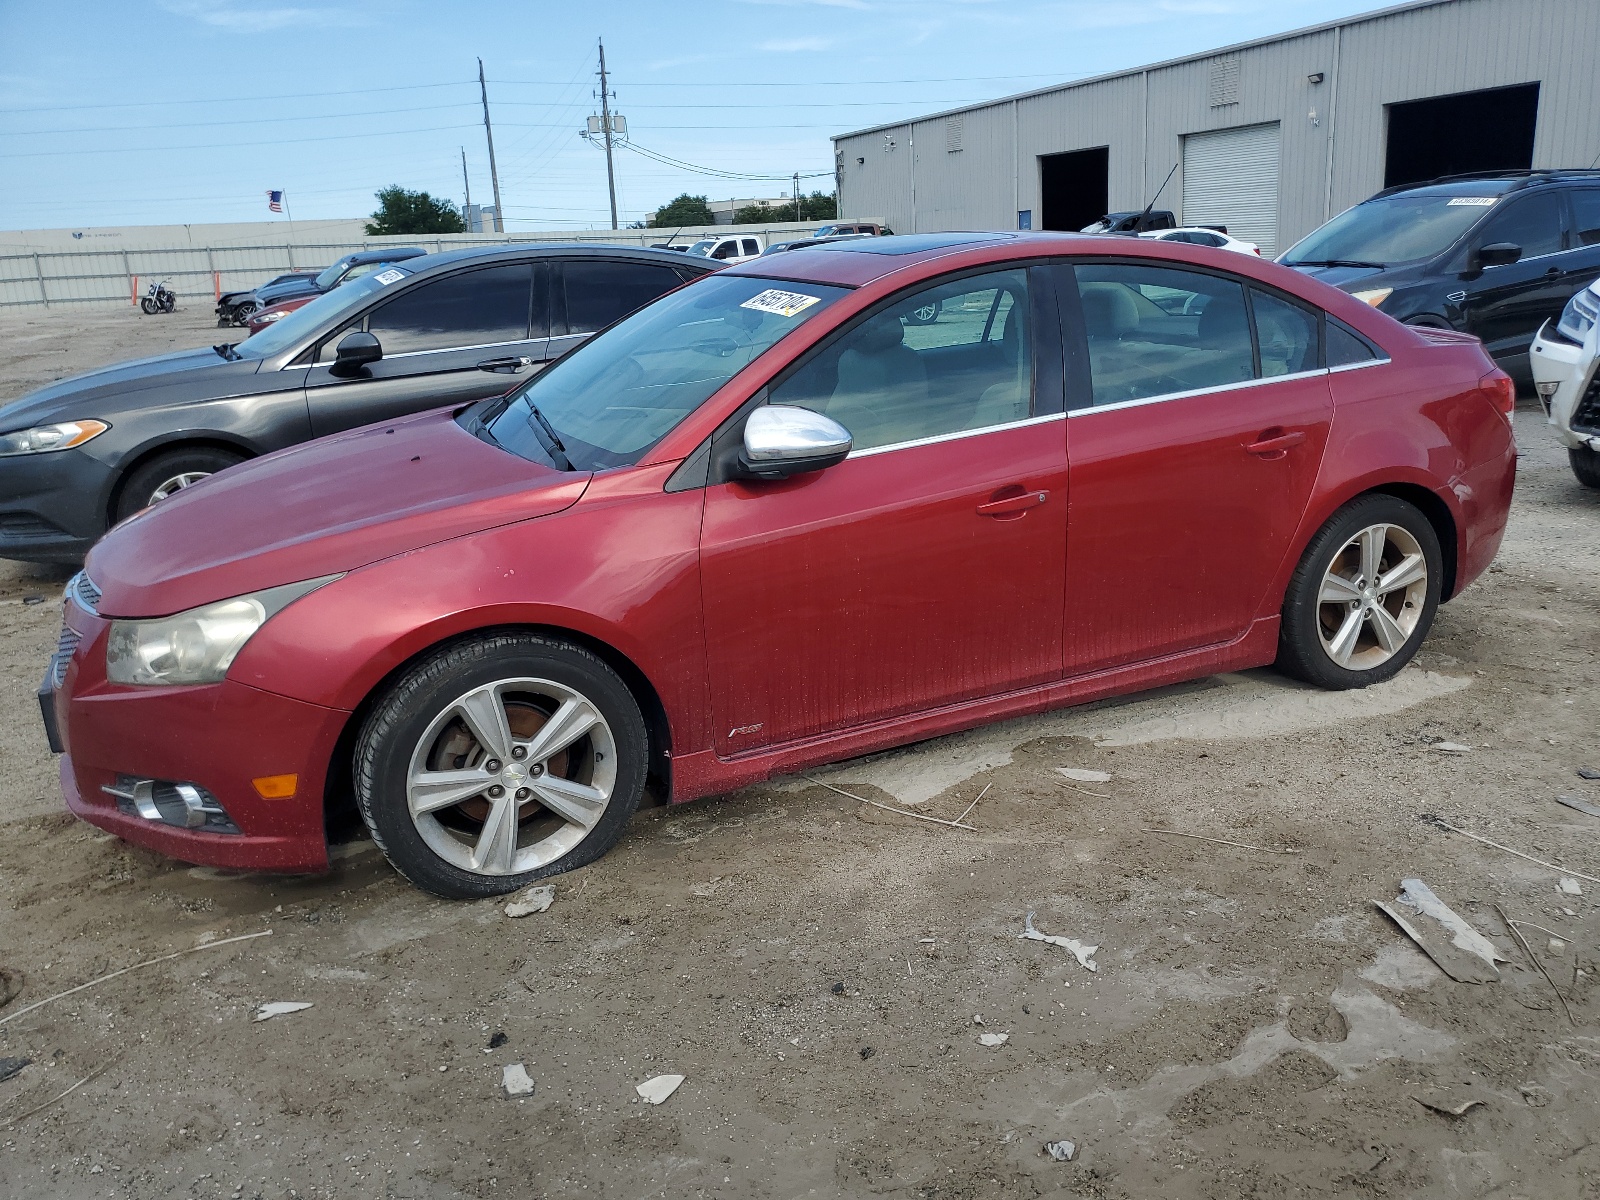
[50,623,81,688]
[69,571,101,613]
[1573,367,1600,435]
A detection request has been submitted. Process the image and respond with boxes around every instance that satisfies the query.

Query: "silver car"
[1530,278,1600,489]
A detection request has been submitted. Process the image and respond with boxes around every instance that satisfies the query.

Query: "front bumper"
[48,605,349,872]
[0,448,117,563]
[1529,321,1600,451]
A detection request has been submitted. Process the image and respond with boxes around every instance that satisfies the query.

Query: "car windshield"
[483,274,847,471]
[685,240,716,257]
[313,257,357,290]
[233,272,400,359]
[1281,190,1508,266]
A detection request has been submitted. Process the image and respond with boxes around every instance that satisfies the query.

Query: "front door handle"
[1245,429,1306,457]
[478,355,535,374]
[977,489,1049,517]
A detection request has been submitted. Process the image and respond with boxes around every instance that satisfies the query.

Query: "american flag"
[267,190,284,213]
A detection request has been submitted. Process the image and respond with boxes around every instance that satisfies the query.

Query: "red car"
[43,232,1516,897]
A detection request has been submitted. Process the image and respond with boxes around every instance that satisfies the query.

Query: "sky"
[0,0,1394,232]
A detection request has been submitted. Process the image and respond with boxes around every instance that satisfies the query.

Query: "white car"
[1139,227,1260,256]
[1529,278,1600,489]
[684,234,765,265]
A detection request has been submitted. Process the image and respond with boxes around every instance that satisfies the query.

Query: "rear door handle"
[1245,430,1306,456]
[977,489,1049,517]
[478,355,535,374]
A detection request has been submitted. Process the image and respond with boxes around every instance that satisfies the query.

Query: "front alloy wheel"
[1277,494,1443,690]
[356,634,648,898]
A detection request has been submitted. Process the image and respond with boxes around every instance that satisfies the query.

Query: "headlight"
[1349,287,1393,308]
[255,309,287,324]
[0,420,108,457]
[105,575,339,686]
[1557,286,1599,344]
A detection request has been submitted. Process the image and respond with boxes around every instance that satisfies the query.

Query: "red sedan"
[44,232,1516,897]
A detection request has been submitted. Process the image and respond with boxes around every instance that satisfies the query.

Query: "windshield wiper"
[524,401,572,471]
[212,342,242,361]
[1286,259,1387,269]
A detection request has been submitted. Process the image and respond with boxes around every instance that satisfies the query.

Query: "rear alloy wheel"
[1571,446,1600,490]
[114,447,246,523]
[1276,494,1442,690]
[355,634,648,898]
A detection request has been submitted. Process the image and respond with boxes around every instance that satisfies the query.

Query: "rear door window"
[365,264,532,355]
[560,260,685,335]
[742,239,761,257]
[1250,289,1320,377]
[1571,190,1600,247]
[1072,263,1254,406]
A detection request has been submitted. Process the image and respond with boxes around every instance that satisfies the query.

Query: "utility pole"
[460,147,472,228]
[478,58,504,234]
[793,171,801,222]
[598,39,619,231]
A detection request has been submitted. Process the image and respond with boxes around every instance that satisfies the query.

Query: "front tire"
[354,634,649,899]
[114,446,246,523]
[1276,494,1442,690]
[1571,447,1600,490]
[139,297,157,314]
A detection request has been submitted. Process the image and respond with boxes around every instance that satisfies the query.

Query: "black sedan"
[215,271,319,326]
[0,244,714,563]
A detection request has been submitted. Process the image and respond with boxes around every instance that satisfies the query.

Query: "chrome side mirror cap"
[739,404,853,480]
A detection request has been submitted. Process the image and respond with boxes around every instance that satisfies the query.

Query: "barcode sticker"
[740,288,822,317]
[373,268,407,285]
[1446,197,1498,207]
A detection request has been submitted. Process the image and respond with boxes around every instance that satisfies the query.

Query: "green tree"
[735,192,837,224]
[798,190,838,221]
[365,186,466,236]
[648,194,715,228]
[732,201,775,225]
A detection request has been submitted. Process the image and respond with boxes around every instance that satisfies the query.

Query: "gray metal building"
[831,0,1600,258]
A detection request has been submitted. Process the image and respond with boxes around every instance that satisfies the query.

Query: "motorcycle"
[140,279,177,315]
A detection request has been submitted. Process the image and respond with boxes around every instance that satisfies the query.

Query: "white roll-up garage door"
[1182,122,1281,258]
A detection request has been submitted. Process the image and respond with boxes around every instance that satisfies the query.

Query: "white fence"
[0,221,849,311]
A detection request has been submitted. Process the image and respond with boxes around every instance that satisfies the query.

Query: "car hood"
[256,280,320,305]
[0,347,261,427]
[87,407,591,618]
[1283,263,1395,290]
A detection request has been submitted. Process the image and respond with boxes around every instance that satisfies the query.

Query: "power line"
[619,141,831,182]
[0,122,478,159]
[1,102,479,137]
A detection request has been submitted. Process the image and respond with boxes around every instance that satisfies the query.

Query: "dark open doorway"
[1040,147,1109,232]
[1384,83,1540,188]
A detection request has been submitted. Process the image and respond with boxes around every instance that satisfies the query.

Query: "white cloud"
[156,1,364,33]
[759,37,832,52]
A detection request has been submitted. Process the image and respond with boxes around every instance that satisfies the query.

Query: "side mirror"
[739,405,852,480]
[330,330,382,378]
[1474,241,1523,270]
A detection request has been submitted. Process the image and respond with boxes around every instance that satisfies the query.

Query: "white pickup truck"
[683,235,765,265]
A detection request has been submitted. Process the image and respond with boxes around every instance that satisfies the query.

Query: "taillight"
[1252,247,1261,255]
[1480,369,1516,422]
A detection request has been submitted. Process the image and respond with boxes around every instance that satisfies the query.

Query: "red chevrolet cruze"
[43,232,1516,898]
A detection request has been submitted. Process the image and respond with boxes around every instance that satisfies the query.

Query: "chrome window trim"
[847,411,1065,459]
[300,336,542,369]
[1067,368,1330,417]
[1328,356,1393,374]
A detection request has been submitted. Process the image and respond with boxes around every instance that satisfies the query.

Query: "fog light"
[102,776,241,833]
[1535,380,1559,414]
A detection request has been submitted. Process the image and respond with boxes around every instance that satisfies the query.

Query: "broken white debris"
[504,883,556,918]
[1374,879,1507,984]
[1414,1093,1484,1117]
[1043,1139,1077,1162]
[1558,877,1583,896]
[1019,911,1099,973]
[1432,742,1473,753]
[1056,768,1112,784]
[253,1002,312,1022]
[977,1033,1010,1047]
[636,1074,685,1105]
[501,1064,535,1097]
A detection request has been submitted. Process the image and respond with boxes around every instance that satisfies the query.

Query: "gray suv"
[0,244,713,562]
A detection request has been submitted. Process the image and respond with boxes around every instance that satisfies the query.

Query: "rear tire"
[1276,494,1442,690]
[354,633,648,899]
[114,446,245,523]
[1571,447,1600,490]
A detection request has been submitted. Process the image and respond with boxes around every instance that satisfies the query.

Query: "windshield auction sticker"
[373,268,407,285]
[741,289,822,318]
[1446,197,1498,207]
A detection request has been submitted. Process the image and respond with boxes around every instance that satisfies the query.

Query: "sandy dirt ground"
[0,304,1598,1199]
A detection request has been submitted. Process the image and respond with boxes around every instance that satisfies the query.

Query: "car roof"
[396,242,720,280]
[1371,168,1600,201]
[723,232,1023,286]
[347,247,426,264]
